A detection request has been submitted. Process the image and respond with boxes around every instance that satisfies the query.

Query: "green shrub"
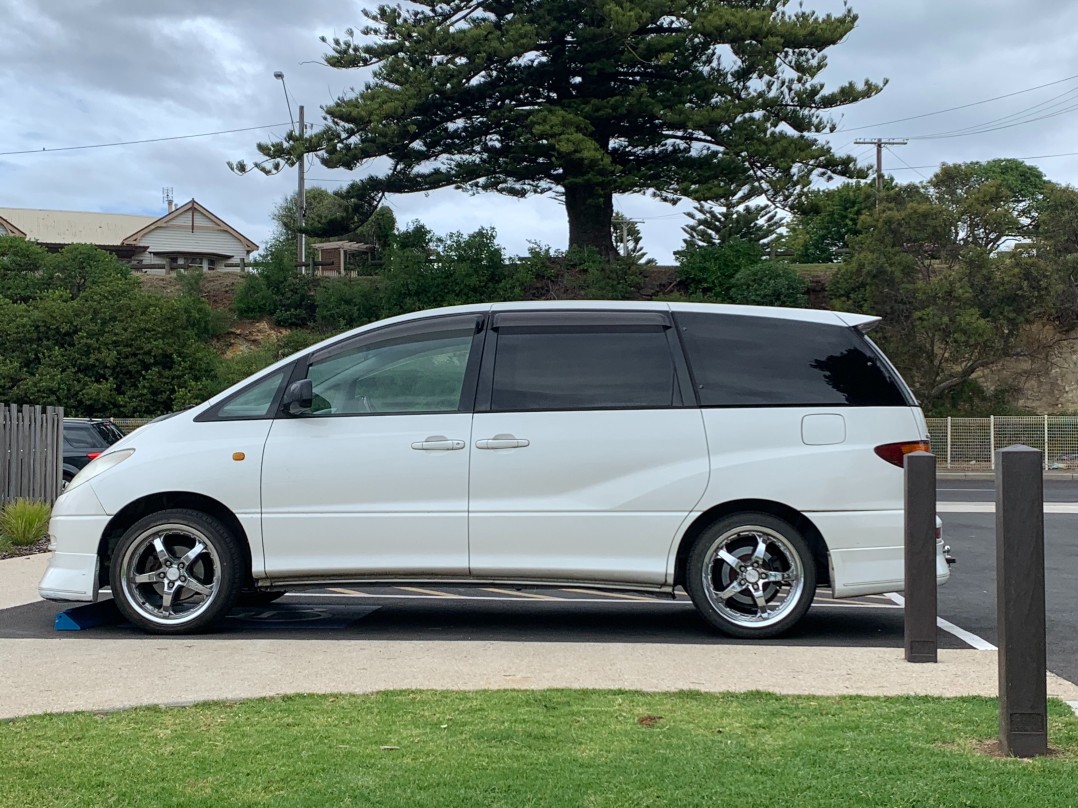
[728,261,808,308]
[316,278,383,330]
[233,274,275,319]
[675,240,763,299]
[0,499,51,547]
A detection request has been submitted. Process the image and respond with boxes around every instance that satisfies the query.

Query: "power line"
[0,123,292,157]
[827,74,1078,134]
[885,145,930,182]
[886,150,1078,172]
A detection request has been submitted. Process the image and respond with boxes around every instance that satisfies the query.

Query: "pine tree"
[241,1,880,258]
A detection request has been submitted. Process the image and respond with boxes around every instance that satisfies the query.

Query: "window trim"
[475,309,693,414]
[281,312,487,419]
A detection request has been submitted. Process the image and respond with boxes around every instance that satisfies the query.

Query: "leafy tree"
[681,199,781,250]
[243,1,880,257]
[829,186,1062,407]
[783,181,879,263]
[316,278,383,330]
[0,236,50,302]
[929,159,1048,251]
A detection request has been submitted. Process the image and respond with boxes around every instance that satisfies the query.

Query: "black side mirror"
[282,379,313,416]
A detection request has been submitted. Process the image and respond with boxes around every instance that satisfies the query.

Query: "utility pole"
[297,104,306,273]
[854,137,909,196]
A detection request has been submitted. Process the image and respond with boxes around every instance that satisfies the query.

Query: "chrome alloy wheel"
[119,524,222,626]
[701,525,805,629]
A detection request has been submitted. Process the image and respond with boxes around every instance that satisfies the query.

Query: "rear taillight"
[874,441,931,467]
[86,452,102,460]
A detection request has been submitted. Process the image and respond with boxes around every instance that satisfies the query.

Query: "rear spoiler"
[834,312,882,333]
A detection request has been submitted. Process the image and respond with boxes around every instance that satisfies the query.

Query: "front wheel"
[685,513,817,639]
[109,508,244,634]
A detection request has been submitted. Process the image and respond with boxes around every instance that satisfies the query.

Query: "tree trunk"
[564,183,616,259]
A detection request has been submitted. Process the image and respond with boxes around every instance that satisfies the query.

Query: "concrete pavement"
[3,553,1078,720]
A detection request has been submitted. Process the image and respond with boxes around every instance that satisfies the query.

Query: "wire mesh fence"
[110,417,154,435]
[926,416,1078,470]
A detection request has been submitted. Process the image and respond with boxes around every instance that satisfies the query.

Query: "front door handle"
[475,434,530,450]
[411,435,465,451]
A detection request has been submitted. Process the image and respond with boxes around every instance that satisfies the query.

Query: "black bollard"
[996,445,1048,758]
[904,450,938,663]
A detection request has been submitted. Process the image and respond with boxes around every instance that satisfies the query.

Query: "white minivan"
[40,301,950,637]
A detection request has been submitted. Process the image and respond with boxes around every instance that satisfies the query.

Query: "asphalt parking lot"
[0,584,969,648]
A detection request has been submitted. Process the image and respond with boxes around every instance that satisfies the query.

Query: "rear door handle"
[411,435,466,451]
[475,434,530,450]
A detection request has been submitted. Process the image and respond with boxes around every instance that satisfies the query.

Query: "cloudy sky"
[3,0,1078,263]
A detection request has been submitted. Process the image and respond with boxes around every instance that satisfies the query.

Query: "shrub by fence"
[0,404,64,505]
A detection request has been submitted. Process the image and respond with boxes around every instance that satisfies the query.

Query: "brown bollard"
[996,445,1048,758]
[904,450,938,663]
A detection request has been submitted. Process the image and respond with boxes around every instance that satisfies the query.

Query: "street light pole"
[297,104,306,273]
[275,71,306,273]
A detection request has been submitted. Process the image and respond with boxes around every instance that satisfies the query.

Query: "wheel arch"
[96,492,253,589]
[673,499,830,589]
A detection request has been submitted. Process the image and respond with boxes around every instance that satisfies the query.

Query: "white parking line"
[884,593,996,651]
[939,502,1078,514]
[482,588,560,600]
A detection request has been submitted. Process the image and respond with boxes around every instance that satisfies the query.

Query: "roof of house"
[0,200,258,253]
[0,208,157,246]
[123,199,258,252]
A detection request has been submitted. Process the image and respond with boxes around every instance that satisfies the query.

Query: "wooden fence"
[0,404,64,505]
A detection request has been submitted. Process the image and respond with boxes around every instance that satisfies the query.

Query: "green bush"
[675,240,763,299]
[0,499,51,547]
[315,278,383,330]
[728,261,808,308]
[232,274,275,319]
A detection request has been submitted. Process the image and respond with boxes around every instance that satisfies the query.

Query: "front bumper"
[39,551,100,602]
[38,512,111,603]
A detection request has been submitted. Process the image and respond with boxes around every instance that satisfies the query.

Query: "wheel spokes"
[178,541,206,568]
[180,577,212,597]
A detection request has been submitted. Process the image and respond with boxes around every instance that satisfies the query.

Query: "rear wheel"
[109,508,243,634]
[685,513,816,639]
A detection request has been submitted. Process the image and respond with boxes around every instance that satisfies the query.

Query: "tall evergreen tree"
[681,199,781,249]
[241,1,880,258]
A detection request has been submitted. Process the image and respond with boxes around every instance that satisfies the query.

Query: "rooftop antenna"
[162,187,175,213]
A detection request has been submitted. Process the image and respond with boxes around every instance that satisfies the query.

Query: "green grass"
[0,499,50,547]
[1,691,1076,807]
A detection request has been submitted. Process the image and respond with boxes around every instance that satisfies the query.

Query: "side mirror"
[282,379,313,416]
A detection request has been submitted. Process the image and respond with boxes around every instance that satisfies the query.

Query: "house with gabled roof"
[0,199,258,273]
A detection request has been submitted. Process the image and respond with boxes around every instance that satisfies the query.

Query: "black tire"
[108,508,244,635]
[236,589,287,607]
[685,512,817,639]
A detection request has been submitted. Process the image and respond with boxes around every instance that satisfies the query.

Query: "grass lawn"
[1,690,1077,807]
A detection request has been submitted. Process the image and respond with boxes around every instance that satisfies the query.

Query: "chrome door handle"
[411,435,465,451]
[475,434,530,450]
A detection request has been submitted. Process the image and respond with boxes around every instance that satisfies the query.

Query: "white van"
[40,301,949,636]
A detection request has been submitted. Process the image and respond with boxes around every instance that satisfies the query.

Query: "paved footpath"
[3,554,1077,720]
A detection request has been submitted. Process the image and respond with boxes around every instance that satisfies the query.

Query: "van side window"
[675,312,909,407]
[306,319,477,415]
[490,321,679,411]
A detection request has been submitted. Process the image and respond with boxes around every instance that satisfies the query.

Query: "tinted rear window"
[675,312,909,407]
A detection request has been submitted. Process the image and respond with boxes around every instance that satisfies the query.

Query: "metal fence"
[111,417,154,435]
[1,404,64,505]
[926,416,1078,470]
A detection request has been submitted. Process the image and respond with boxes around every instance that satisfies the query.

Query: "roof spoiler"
[834,312,882,333]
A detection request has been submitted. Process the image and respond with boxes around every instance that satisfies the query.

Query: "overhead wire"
[826,73,1078,134]
[0,123,292,157]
